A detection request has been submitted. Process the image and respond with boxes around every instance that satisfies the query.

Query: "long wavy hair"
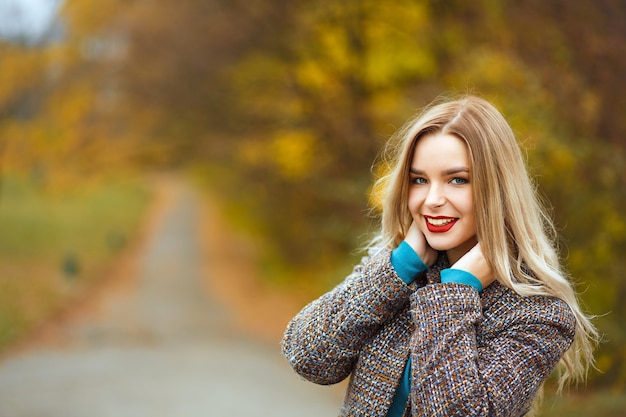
[371,95,597,397]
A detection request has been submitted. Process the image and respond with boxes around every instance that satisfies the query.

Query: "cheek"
[407,189,424,213]
[457,194,476,225]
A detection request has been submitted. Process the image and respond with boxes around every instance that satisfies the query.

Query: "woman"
[281,95,597,416]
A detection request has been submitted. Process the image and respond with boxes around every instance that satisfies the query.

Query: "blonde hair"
[372,95,597,393]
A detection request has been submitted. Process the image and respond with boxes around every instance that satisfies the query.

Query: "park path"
[0,177,343,417]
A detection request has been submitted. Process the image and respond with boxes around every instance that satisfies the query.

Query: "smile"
[425,216,457,233]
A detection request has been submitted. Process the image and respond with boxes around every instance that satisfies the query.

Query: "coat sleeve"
[281,249,415,385]
[410,283,576,417]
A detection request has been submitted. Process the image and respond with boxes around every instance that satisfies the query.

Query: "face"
[408,132,477,264]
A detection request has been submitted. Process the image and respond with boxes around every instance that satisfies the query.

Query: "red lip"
[424,216,458,233]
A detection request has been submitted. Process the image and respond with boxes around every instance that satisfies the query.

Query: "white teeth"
[427,218,454,226]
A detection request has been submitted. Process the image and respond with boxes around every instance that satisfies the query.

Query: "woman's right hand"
[404,221,437,267]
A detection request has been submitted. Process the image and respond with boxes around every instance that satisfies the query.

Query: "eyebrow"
[409,167,470,176]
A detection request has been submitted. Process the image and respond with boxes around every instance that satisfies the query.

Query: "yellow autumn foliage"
[270,131,319,180]
[2,0,625,390]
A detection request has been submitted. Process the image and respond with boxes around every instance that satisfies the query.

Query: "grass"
[540,390,626,416]
[0,176,151,349]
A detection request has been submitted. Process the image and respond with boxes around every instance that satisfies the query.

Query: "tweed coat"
[281,248,576,417]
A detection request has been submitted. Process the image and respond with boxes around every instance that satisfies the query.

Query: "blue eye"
[410,177,427,184]
[450,177,468,185]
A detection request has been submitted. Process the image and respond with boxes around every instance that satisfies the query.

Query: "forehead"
[411,133,470,167]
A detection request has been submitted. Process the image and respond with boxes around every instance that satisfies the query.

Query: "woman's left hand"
[451,243,495,288]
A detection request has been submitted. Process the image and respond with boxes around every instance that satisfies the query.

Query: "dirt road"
[0,178,343,417]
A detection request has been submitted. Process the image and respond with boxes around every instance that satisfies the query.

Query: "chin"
[424,240,454,252]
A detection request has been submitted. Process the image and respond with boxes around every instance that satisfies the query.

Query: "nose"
[424,183,446,208]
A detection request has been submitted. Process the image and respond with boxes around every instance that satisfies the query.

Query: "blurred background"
[0,0,625,415]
